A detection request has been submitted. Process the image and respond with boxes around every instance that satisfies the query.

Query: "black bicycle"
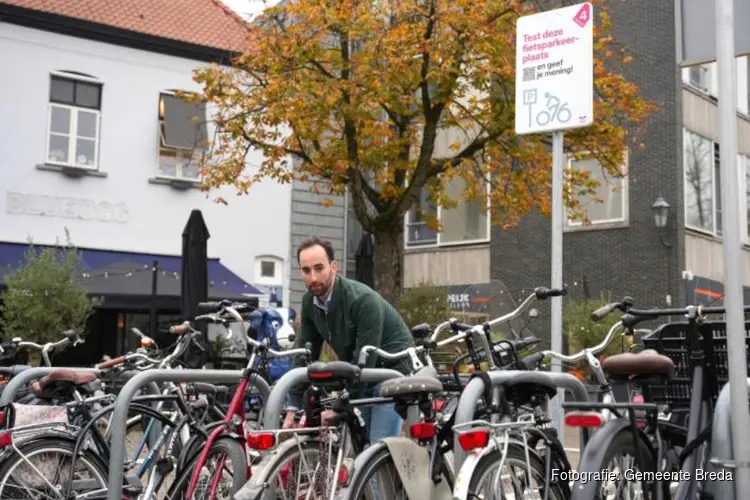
[564,300,750,500]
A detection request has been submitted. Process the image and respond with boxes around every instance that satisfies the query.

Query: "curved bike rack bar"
[706,378,750,500]
[262,367,406,430]
[106,368,262,500]
[452,370,589,473]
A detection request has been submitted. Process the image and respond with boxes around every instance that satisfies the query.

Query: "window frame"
[683,128,722,237]
[403,177,492,249]
[45,71,103,171]
[564,150,630,230]
[156,90,207,182]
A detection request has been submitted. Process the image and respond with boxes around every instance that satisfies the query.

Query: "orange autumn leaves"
[191,0,655,230]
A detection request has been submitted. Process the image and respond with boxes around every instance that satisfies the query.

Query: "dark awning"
[0,242,262,310]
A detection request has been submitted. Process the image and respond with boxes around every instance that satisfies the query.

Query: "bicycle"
[563,302,750,499]
[336,286,567,500]
[169,299,313,500]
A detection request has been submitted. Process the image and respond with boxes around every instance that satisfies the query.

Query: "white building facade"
[0,16,292,307]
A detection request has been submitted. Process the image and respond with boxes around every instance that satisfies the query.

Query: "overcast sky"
[221,0,281,20]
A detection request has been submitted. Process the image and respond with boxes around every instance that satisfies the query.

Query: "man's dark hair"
[297,237,336,264]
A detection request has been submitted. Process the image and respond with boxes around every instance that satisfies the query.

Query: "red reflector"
[457,429,489,451]
[565,411,604,428]
[0,411,5,427]
[633,394,644,404]
[432,399,446,411]
[246,432,276,450]
[409,422,436,440]
[337,465,350,486]
[309,372,333,380]
[0,431,12,449]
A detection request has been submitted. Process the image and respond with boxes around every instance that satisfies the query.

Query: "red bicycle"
[167,300,311,500]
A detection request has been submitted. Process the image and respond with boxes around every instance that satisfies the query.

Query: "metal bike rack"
[706,378,750,500]
[262,367,406,430]
[452,370,590,472]
[106,369,265,500]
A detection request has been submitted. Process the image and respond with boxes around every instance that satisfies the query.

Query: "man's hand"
[320,409,337,425]
[282,411,297,429]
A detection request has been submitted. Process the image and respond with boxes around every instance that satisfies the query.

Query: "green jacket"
[287,274,414,408]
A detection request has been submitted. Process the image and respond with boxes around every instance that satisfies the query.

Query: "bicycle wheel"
[346,443,454,499]
[0,436,109,498]
[166,436,246,499]
[239,438,337,500]
[572,428,657,500]
[465,442,566,499]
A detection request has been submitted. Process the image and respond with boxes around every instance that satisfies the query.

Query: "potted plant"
[564,295,632,401]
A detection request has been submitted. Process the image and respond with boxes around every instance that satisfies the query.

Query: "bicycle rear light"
[564,411,604,428]
[409,422,436,440]
[246,431,276,450]
[457,429,490,451]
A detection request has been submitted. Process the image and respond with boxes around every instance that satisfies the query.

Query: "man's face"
[299,244,338,298]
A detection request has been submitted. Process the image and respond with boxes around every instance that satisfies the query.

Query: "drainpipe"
[342,188,349,276]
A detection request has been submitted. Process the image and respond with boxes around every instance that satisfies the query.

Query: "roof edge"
[0,3,243,64]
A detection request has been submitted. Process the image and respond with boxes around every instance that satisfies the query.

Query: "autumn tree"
[191,0,655,303]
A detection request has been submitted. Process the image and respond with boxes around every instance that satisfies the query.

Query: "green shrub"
[564,295,631,382]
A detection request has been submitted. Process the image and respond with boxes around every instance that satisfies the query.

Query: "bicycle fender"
[333,441,390,500]
[571,419,655,500]
[380,437,452,500]
[234,434,318,500]
[452,443,496,500]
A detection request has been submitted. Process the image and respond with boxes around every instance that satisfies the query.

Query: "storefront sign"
[445,283,491,311]
[5,191,128,223]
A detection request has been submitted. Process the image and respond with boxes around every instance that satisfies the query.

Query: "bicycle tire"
[465,443,565,500]
[346,442,454,499]
[0,436,109,497]
[571,428,659,500]
[166,436,246,499]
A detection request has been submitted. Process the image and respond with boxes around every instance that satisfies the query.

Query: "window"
[740,154,750,243]
[565,155,628,227]
[254,256,283,286]
[46,72,102,169]
[689,65,709,92]
[404,176,490,248]
[157,91,208,180]
[260,261,276,278]
[684,128,722,235]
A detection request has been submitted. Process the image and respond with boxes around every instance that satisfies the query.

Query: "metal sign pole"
[549,130,565,435]
[716,0,750,494]
[514,2,594,438]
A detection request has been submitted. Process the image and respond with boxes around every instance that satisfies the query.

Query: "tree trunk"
[372,226,404,306]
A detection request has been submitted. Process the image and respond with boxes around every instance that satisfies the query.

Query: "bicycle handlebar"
[539,321,624,364]
[429,286,567,341]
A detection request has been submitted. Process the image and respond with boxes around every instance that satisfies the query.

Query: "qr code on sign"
[523,67,535,82]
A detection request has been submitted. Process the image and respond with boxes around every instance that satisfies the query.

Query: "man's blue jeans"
[358,383,403,443]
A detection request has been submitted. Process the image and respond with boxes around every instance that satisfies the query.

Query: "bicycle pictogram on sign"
[536,92,571,127]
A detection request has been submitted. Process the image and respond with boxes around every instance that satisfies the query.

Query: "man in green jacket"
[282,236,414,444]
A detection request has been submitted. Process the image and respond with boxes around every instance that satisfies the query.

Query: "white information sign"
[514,2,594,135]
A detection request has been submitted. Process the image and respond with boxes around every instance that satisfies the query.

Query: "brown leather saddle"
[29,369,99,399]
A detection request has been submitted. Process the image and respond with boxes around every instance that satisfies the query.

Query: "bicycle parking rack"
[262,366,407,430]
[451,370,591,473]
[107,369,267,500]
[706,378,750,500]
